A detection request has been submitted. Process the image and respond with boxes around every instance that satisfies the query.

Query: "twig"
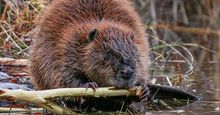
[149,35,194,82]
[0,25,23,53]
[0,107,44,113]
[159,100,173,110]
[0,58,29,67]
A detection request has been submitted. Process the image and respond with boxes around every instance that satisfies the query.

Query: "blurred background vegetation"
[0,0,219,86]
[134,0,220,69]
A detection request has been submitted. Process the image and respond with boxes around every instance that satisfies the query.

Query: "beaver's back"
[30,0,149,89]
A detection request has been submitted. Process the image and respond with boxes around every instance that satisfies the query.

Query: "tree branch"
[0,87,141,114]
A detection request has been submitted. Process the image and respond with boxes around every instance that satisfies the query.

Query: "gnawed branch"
[0,87,141,114]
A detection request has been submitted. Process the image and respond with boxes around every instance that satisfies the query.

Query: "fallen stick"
[0,58,29,67]
[0,107,44,113]
[0,87,141,115]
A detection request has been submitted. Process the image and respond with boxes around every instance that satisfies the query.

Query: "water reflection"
[148,64,220,114]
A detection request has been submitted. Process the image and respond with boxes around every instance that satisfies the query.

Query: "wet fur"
[30,0,149,112]
[30,0,149,90]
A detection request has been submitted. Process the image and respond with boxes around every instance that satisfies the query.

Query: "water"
[147,64,220,115]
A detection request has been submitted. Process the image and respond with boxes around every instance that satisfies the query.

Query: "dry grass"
[0,0,49,58]
[135,0,220,64]
[134,0,220,86]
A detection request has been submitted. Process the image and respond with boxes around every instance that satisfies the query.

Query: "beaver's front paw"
[83,82,98,91]
[139,84,150,102]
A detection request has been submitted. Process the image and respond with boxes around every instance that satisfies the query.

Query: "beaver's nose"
[121,66,134,79]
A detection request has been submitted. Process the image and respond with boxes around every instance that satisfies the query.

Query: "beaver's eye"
[87,29,99,42]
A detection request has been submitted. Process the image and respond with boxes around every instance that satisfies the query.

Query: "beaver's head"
[81,25,142,88]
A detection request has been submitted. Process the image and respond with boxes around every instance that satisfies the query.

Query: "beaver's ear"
[88,29,99,42]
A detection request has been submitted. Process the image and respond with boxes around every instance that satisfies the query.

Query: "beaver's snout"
[118,64,134,80]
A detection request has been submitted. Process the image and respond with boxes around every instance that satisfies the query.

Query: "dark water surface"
[147,64,220,115]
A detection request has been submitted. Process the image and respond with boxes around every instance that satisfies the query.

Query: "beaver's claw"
[139,84,150,102]
[83,82,98,92]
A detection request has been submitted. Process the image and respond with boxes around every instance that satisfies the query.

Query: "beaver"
[30,0,150,112]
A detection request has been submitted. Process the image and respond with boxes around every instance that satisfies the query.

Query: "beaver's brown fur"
[30,0,149,111]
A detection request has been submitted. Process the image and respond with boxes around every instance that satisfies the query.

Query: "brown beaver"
[30,0,150,112]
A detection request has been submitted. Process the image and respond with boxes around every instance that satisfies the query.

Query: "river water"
[147,64,220,115]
